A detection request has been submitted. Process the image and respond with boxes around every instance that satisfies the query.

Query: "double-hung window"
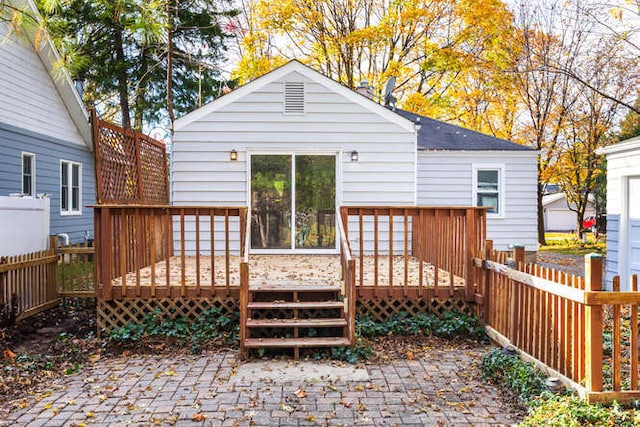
[61,160,82,215]
[22,152,35,196]
[473,165,504,217]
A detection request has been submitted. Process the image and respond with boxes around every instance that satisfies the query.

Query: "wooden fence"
[477,243,640,404]
[0,249,58,321]
[341,206,486,301]
[94,205,247,300]
[53,237,96,297]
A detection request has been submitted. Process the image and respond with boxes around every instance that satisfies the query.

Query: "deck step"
[246,318,347,328]
[244,337,351,348]
[247,301,344,310]
[249,283,342,292]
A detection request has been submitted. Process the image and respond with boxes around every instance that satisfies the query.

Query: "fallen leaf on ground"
[191,413,207,421]
[294,389,307,398]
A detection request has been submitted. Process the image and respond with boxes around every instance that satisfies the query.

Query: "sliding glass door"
[251,154,336,252]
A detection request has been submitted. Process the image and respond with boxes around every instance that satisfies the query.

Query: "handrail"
[242,207,250,264]
[337,207,356,346]
[337,207,354,264]
[239,207,251,358]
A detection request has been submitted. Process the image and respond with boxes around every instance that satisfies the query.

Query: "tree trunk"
[114,28,131,129]
[166,0,176,131]
[537,182,546,246]
[133,47,148,131]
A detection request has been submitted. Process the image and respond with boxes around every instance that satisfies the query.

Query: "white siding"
[0,22,85,146]
[605,147,640,216]
[604,142,640,289]
[417,151,538,251]
[173,69,416,254]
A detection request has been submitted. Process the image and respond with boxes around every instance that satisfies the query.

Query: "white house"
[172,60,538,254]
[542,192,596,232]
[597,137,640,290]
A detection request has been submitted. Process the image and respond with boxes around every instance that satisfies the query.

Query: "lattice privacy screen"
[93,112,169,204]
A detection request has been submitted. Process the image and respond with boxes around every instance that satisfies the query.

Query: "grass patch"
[540,233,606,255]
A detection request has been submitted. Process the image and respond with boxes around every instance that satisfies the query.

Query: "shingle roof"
[393,108,533,151]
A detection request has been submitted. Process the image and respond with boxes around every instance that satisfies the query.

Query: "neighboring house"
[542,192,596,232]
[597,137,640,290]
[172,60,537,254]
[0,13,94,245]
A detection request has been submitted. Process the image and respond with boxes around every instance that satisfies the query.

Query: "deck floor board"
[110,254,464,289]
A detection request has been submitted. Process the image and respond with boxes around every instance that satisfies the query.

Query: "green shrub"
[330,339,373,364]
[522,394,640,426]
[480,348,546,402]
[106,307,239,354]
[356,310,487,342]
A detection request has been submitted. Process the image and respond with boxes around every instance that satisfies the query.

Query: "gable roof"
[596,135,640,156]
[9,0,92,149]
[542,192,595,207]
[175,60,416,132]
[393,108,533,152]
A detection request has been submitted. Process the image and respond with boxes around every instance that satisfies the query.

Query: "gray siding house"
[0,17,94,244]
[598,137,640,290]
[172,61,537,254]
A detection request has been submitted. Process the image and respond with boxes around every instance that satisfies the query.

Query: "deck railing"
[94,205,247,300]
[341,206,486,300]
[337,207,356,346]
[478,244,640,404]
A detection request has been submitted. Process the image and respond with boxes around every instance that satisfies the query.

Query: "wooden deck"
[108,254,465,298]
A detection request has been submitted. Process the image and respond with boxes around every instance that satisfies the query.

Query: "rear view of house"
[0,14,95,247]
[172,60,537,254]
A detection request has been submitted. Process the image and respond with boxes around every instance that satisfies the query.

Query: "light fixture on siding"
[230,149,238,161]
[351,150,359,162]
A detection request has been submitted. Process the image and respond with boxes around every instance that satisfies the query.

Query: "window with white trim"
[473,165,504,217]
[61,160,82,215]
[22,152,35,196]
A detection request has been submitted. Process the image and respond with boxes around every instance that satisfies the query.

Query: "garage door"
[546,209,576,232]
[630,178,640,277]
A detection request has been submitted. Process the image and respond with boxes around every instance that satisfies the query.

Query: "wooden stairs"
[241,282,352,358]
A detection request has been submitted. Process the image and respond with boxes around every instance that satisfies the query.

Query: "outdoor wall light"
[351,150,359,162]
[230,149,238,161]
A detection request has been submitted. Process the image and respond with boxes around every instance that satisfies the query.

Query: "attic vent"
[284,82,305,114]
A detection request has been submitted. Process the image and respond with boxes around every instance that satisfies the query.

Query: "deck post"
[510,244,525,346]
[585,253,603,397]
[483,240,493,323]
[348,258,356,346]
[465,208,476,302]
[239,261,249,359]
[98,207,113,301]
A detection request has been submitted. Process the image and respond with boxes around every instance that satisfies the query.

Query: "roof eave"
[175,60,416,133]
[15,0,92,150]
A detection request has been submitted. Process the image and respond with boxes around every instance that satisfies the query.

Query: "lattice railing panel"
[98,297,473,334]
[140,136,169,202]
[93,113,168,205]
[97,297,237,334]
[356,298,472,322]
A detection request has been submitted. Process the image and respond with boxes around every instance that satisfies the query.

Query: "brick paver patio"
[0,346,521,426]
